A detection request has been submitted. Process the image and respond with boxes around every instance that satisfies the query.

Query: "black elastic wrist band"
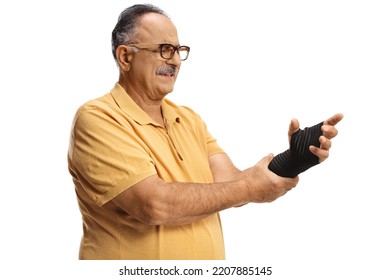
[268,121,324,178]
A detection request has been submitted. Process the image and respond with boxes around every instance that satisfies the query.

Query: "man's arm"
[112,113,342,226]
[208,153,241,182]
[112,154,298,226]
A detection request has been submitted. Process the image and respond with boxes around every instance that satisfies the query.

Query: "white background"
[1,0,389,279]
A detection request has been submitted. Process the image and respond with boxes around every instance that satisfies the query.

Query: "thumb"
[288,118,300,138]
[256,153,274,166]
[265,153,274,163]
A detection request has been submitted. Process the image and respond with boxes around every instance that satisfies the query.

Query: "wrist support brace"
[268,121,324,178]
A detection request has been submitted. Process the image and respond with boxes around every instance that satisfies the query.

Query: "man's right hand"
[244,154,299,203]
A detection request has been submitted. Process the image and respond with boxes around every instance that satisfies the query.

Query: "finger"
[321,125,339,139]
[284,177,299,191]
[265,153,274,163]
[288,118,300,137]
[319,135,332,150]
[259,153,274,166]
[309,145,329,163]
[324,113,344,126]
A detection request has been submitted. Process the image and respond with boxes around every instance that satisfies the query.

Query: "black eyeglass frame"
[126,43,190,61]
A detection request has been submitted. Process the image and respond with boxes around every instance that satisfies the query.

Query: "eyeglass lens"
[161,44,189,60]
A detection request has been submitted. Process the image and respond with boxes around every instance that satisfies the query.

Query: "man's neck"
[119,80,165,127]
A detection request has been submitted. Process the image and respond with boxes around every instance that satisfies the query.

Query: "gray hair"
[111,4,169,63]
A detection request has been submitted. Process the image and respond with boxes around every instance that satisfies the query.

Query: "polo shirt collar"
[161,99,181,125]
[110,82,180,126]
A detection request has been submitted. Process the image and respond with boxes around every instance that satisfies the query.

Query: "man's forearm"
[114,155,296,226]
[147,178,250,225]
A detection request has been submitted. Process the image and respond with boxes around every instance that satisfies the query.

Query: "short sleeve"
[206,127,225,157]
[69,107,156,206]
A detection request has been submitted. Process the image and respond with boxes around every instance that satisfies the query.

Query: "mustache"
[156,66,178,76]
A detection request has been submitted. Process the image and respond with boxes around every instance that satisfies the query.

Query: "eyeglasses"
[126,43,190,61]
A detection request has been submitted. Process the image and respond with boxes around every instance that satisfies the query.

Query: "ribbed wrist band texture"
[268,122,324,178]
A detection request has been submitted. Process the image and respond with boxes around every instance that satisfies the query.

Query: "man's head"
[112,4,189,98]
[111,4,168,62]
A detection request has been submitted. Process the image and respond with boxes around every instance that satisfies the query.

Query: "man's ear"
[116,45,133,71]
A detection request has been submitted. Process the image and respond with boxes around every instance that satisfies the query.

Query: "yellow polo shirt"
[68,83,225,259]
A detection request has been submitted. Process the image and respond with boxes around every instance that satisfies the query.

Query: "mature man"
[68,4,343,260]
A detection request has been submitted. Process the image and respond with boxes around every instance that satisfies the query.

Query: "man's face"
[127,13,182,100]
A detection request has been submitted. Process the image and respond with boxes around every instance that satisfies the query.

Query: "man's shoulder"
[71,92,119,126]
[79,92,114,111]
[73,91,118,118]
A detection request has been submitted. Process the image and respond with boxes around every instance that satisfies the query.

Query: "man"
[68,4,343,260]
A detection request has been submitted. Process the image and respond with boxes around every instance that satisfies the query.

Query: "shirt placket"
[164,120,183,161]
